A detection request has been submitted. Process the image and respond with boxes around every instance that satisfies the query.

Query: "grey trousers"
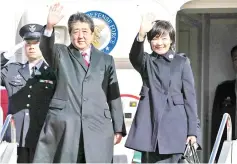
[141,152,182,163]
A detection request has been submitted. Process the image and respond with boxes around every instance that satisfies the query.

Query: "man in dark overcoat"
[1,23,56,163]
[33,3,126,163]
[211,45,237,161]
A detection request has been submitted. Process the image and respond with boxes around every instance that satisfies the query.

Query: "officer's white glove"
[2,41,26,59]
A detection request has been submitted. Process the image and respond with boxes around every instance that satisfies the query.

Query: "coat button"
[83,98,87,101]
[164,91,168,95]
[29,86,32,89]
[26,104,30,107]
[28,95,31,98]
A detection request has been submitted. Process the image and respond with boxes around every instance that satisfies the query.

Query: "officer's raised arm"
[129,13,155,73]
[0,52,8,86]
[1,42,25,85]
[0,42,25,67]
[1,52,9,67]
[40,3,64,69]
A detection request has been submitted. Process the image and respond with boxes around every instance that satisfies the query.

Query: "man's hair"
[68,12,94,34]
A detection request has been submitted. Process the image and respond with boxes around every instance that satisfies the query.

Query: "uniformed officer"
[211,45,237,161]
[0,23,57,163]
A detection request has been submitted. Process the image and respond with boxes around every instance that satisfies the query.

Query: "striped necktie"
[81,52,89,66]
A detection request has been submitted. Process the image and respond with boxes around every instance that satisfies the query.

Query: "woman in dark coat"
[125,15,201,163]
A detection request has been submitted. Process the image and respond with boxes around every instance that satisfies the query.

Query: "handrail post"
[208,113,232,164]
[10,119,16,143]
[226,115,232,141]
[0,114,16,143]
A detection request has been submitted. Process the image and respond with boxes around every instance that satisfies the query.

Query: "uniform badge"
[39,79,53,84]
[11,74,23,84]
[225,97,231,100]
[29,25,36,33]
[44,66,48,70]
[222,96,232,107]
[13,74,22,82]
[169,54,174,59]
[15,74,21,79]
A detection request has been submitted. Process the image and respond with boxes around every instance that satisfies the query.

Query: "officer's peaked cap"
[19,24,43,41]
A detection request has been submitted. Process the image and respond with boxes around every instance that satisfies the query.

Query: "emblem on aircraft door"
[85,11,118,54]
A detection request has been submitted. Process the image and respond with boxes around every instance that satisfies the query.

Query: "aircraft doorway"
[176,4,237,162]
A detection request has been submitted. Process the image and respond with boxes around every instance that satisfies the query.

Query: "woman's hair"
[147,20,175,50]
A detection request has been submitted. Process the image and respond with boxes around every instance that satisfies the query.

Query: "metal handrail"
[208,113,232,164]
[0,114,16,143]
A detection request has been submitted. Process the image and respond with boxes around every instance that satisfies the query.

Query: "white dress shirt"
[29,60,43,75]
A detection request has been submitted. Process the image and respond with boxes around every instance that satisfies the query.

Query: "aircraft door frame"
[176,11,205,162]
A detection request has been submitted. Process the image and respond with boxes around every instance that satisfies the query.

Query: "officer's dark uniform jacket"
[125,36,202,154]
[0,53,56,148]
[211,80,237,160]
